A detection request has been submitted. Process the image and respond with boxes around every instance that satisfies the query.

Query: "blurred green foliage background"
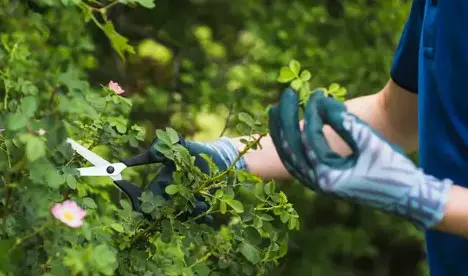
[6,0,427,275]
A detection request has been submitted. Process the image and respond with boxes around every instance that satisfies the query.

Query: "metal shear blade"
[66,138,127,181]
[66,138,110,166]
[77,163,127,181]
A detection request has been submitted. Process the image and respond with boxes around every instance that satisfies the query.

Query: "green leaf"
[243,227,261,245]
[121,97,133,106]
[83,197,97,209]
[111,223,125,233]
[119,0,156,8]
[26,136,46,162]
[239,242,260,264]
[260,214,274,221]
[165,184,179,195]
[277,67,295,83]
[141,201,155,213]
[102,21,135,60]
[264,182,275,195]
[328,83,340,93]
[215,189,224,198]
[66,175,77,189]
[192,263,210,276]
[220,201,227,214]
[288,60,301,75]
[90,244,118,275]
[280,212,290,223]
[238,112,255,127]
[255,183,265,200]
[44,169,65,189]
[300,70,311,81]
[225,198,244,213]
[108,117,128,134]
[166,127,179,144]
[137,0,156,8]
[290,79,302,91]
[120,200,132,211]
[7,112,27,131]
[288,217,297,230]
[20,96,38,117]
[156,129,172,145]
[82,223,93,241]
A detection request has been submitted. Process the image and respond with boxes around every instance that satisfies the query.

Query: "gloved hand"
[144,133,247,223]
[268,88,452,229]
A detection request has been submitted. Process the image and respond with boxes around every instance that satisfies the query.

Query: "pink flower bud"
[108,81,125,95]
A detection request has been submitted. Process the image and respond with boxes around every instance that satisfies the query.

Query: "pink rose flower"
[51,200,86,228]
[108,81,125,95]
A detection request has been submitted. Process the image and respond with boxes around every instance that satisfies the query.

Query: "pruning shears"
[66,138,173,212]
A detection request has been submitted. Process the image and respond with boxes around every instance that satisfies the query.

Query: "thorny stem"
[129,220,159,246]
[189,252,213,268]
[100,0,120,11]
[219,100,235,138]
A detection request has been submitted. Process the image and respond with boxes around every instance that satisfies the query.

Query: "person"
[149,1,468,275]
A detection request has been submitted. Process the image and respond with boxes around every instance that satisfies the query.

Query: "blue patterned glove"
[269,88,452,229]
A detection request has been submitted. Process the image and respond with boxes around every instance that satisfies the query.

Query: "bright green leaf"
[260,214,274,221]
[277,67,295,83]
[111,223,125,233]
[264,182,275,195]
[238,112,255,127]
[156,129,172,145]
[166,127,179,144]
[255,183,265,200]
[225,199,244,213]
[165,184,179,195]
[290,79,302,91]
[119,0,156,9]
[299,70,311,81]
[280,212,290,223]
[288,60,301,75]
[220,201,227,214]
[328,83,340,93]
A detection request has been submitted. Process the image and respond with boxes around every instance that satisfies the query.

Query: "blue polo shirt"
[391,0,468,275]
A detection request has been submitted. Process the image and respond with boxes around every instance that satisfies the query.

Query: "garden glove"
[268,88,452,229]
[146,133,247,223]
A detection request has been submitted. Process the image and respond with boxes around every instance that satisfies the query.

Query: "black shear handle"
[114,179,143,212]
[113,164,175,213]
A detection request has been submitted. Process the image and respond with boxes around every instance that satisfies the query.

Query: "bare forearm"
[434,185,468,238]
[231,81,418,180]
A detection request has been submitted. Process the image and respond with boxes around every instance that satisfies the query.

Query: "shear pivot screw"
[106,166,115,174]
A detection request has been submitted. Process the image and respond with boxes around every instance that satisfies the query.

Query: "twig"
[189,252,212,268]
[219,100,235,138]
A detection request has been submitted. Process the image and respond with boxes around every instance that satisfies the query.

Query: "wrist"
[406,172,453,229]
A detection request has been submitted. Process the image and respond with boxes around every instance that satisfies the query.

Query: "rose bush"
[1,1,428,275]
[0,1,301,275]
